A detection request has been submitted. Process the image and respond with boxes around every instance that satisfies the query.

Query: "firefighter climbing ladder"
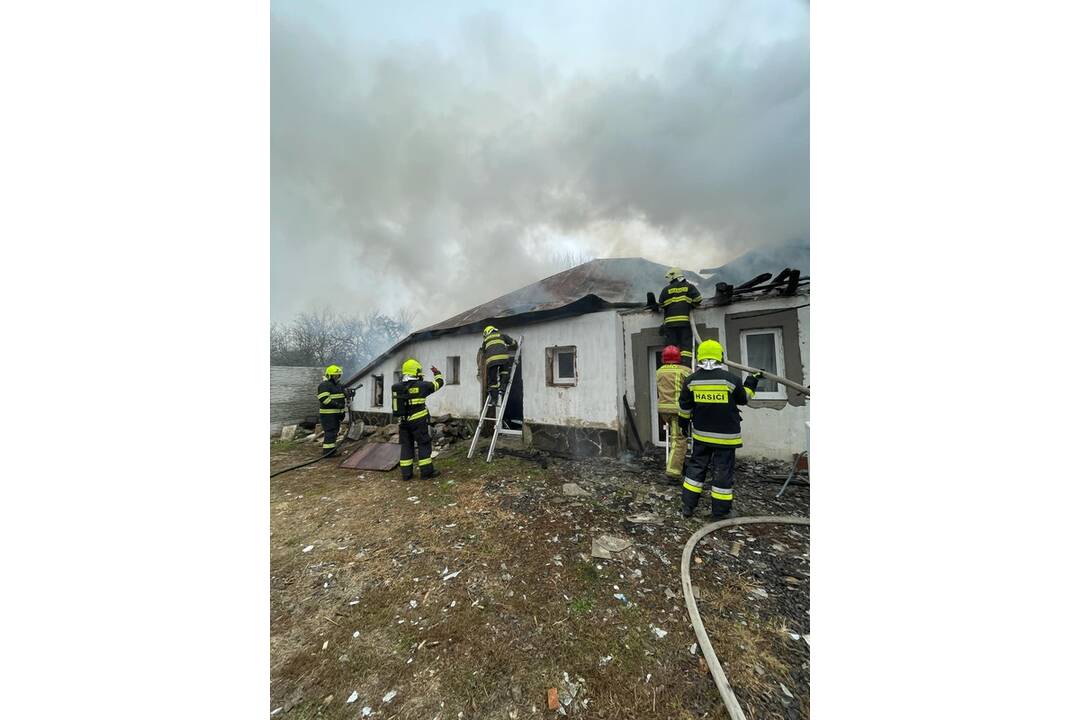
[467,337,523,463]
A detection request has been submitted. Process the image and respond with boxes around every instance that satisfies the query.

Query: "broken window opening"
[371,374,385,408]
[446,356,461,385]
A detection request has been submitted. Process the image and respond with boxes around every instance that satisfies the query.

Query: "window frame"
[546,345,578,387]
[739,328,786,400]
[446,356,461,385]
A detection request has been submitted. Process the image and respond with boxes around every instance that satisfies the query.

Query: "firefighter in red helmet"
[655,345,691,483]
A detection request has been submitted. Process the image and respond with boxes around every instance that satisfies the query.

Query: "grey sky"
[271,0,808,327]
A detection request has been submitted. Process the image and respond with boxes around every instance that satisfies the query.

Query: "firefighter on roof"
[316,364,350,456]
[658,267,702,366]
[392,358,444,480]
[656,345,691,484]
[677,340,763,519]
[480,325,518,405]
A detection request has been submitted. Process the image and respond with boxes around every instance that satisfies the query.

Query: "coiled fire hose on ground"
[681,515,811,719]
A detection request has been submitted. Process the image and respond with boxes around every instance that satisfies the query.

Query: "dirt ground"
[270,436,810,719]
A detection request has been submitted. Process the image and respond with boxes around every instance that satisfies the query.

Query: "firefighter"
[480,325,518,406]
[316,364,349,456]
[392,358,445,480]
[658,267,702,366]
[656,345,691,484]
[677,339,763,519]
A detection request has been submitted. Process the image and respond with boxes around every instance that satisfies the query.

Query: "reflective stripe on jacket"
[655,363,691,413]
[391,372,445,422]
[677,367,752,447]
[316,379,348,414]
[481,331,517,367]
[659,280,702,325]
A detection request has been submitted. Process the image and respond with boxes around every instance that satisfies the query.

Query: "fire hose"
[682,515,811,719]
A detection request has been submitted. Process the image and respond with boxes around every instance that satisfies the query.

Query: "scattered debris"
[613,593,628,604]
[562,482,590,497]
[280,424,298,441]
[442,569,461,581]
[382,689,398,704]
[547,688,559,710]
[353,630,360,638]
[347,691,359,704]
[361,707,372,717]
[302,545,314,553]
[591,534,633,559]
[652,627,668,639]
[626,512,662,524]
[270,707,283,716]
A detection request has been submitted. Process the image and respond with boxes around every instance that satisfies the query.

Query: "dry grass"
[270,440,808,719]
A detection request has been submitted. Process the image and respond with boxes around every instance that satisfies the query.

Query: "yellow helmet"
[665,267,683,282]
[483,325,497,336]
[402,358,423,376]
[325,364,343,379]
[696,340,724,362]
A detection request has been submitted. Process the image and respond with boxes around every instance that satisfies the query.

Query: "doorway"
[647,345,665,445]
[478,356,524,429]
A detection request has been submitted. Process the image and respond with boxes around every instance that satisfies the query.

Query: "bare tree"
[270,307,413,377]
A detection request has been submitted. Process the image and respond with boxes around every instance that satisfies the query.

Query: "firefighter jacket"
[481,331,518,368]
[391,372,445,422]
[659,279,702,326]
[316,379,348,415]
[677,366,760,447]
[655,362,691,414]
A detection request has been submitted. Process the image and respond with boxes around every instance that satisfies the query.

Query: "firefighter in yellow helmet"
[315,364,350,456]
[480,325,518,406]
[677,340,764,518]
[658,267,702,367]
[391,358,445,480]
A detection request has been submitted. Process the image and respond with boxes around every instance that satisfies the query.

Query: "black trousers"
[399,417,434,479]
[681,442,736,517]
[663,324,694,367]
[486,362,510,403]
[319,412,343,453]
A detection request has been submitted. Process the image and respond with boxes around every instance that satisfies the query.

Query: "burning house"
[345,258,809,460]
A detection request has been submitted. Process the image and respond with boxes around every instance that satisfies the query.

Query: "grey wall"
[270,366,324,435]
[629,323,719,448]
[724,308,806,408]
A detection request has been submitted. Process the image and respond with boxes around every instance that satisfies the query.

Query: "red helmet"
[661,345,681,364]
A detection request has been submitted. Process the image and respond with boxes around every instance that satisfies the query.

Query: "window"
[446,356,460,385]
[371,375,384,407]
[546,345,577,386]
[739,328,785,400]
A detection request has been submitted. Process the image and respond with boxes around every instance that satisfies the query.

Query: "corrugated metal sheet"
[339,442,401,471]
[270,366,323,435]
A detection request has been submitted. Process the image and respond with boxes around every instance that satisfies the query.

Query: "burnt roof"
[344,257,803,386]
[423,258,706,333]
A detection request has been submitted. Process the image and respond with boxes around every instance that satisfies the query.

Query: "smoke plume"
[271,1,808,327]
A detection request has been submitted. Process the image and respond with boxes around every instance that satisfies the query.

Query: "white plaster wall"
[514,311,621,429]
[350,310,622,429]
[617,295,811,460]
[350,332,486,419]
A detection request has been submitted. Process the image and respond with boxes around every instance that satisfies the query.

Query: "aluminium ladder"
[467,337,523,463]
